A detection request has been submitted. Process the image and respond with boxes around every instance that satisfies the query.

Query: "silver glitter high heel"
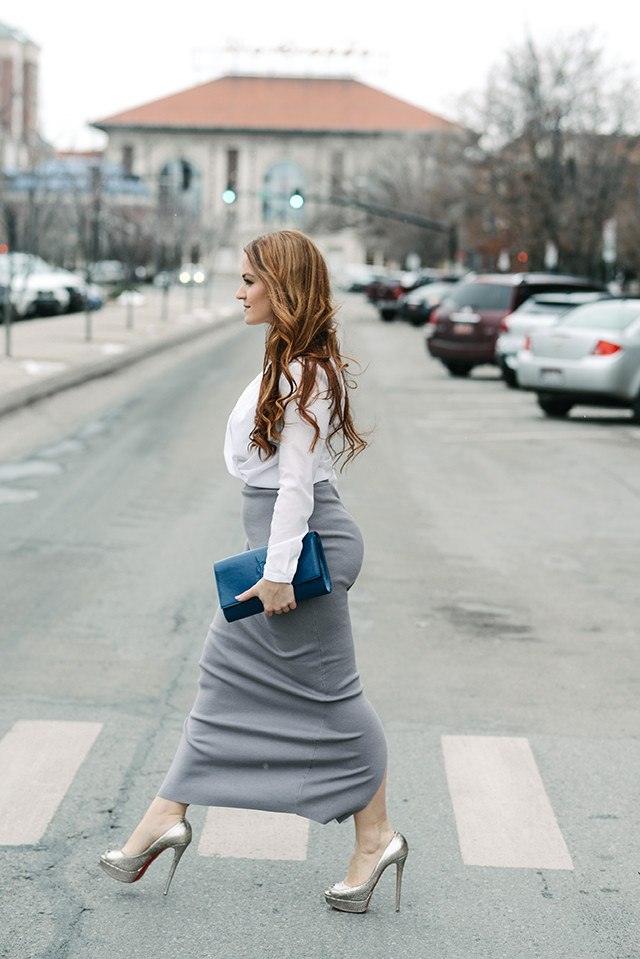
[324,832,409,913]
[99,818,192,896]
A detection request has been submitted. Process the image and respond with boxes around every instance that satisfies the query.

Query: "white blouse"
[224,361,337,582]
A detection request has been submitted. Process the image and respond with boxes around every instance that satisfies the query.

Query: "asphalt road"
[0,293,638,959]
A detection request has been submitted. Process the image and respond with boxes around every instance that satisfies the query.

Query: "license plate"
[540,368,564,385]
[453,323,474,335]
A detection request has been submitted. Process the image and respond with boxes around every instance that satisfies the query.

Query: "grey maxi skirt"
[159,480,387,824]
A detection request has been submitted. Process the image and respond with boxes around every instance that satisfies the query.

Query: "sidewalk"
[0,278,240,417]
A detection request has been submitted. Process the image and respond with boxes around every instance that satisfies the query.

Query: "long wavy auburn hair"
[244,230,368,469]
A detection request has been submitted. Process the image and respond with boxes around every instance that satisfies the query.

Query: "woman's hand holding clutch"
[235,579,296,616]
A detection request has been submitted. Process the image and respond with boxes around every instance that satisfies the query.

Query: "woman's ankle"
[149,796,188,819]
[354,822,394,856]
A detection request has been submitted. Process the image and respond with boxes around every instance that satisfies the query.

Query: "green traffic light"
[289,191,304,209]
[222,188,237,204]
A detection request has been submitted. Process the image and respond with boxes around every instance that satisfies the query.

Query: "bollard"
[126,291,135,330]
[2,284,12,358]
[2,259,12,358]
[161,277,170,322]
[3,305,11,359]
[84,269,93,342]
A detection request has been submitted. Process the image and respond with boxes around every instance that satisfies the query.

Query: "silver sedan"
[517,298,640,420]
[496,291,609,387]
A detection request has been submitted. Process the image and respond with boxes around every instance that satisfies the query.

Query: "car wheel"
[537,394,573,417]
[380,309,396,321]
[499,361,519,389]
[444,360,473,377]
[631,392,640,423]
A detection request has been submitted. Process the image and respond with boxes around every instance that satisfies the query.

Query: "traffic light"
[289,189,304,210]
[222,184,237,204]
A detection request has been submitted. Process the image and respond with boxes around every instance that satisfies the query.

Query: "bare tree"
[461,31,640,275]
[349,131,474,268]
[5,155,157,281]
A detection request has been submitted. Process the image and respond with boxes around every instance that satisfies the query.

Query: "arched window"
[158,158,201,218]
[262,161,306,224]
[157,158,202,268]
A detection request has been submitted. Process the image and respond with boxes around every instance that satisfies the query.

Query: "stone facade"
[100,126,401,272]
[94,75,465,274]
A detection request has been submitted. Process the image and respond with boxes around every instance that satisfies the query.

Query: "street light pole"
[221,188,458,258]
[326,194,452,235]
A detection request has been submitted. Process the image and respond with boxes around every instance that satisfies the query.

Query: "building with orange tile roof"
[92,74,466,271]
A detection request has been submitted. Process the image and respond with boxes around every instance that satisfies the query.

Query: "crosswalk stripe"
[0,720,103,845]
[0,719,576,868]
[198,807,309,860]
[442,735,573,869]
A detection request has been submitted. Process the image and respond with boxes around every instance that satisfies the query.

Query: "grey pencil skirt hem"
[158,480,388,824]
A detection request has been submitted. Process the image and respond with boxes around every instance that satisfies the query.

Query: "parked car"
[85,283,107,310]
[427,273,607,377]
[0,253,97,319]
[10,271,73,318]
[336,264,386,292]
[517,298,640,420]
[364,271,410,320]
[496,291,611,387]
[367,271,456,322]
[5,268,91,319]
[399,279,459,326]
[64,272,91,312]
[0,252,50,278]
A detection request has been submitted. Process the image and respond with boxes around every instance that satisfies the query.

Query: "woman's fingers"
[234,580,296,615]
[234,588,254,602]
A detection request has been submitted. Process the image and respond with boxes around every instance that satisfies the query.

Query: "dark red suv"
[427,273,606,376]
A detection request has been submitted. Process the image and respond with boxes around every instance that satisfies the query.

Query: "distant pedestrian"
[99,229,408,913]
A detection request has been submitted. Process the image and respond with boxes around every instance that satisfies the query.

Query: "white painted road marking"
[0,720,103,845]
[198,807,309,860]
[442,735,574,869]
[0,720,575,871]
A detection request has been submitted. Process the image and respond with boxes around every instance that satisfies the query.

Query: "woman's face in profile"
[236,254,274,326]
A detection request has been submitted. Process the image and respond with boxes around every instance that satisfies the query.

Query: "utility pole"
[0,104,11,358]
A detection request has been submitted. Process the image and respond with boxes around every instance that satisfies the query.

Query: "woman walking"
[99,230,407,913]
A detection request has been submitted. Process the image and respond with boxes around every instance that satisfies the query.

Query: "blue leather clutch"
[214,530,332,622]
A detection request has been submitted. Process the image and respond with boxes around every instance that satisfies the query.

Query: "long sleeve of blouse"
[223,363,336,583]
[264,375,332,581]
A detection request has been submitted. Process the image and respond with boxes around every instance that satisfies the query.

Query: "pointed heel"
[395,855,407,912]
[163,842,189,896]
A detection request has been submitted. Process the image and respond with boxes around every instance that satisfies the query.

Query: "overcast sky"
[12,0,640,150]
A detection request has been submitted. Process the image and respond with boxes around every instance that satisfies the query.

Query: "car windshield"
[440,282,512,311]
[559,302,640,331]
[517,300,573,315]
[411,282,454,302]
[0,254,50,278]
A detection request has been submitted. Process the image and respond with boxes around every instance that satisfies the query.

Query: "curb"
[0,314,236,419]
